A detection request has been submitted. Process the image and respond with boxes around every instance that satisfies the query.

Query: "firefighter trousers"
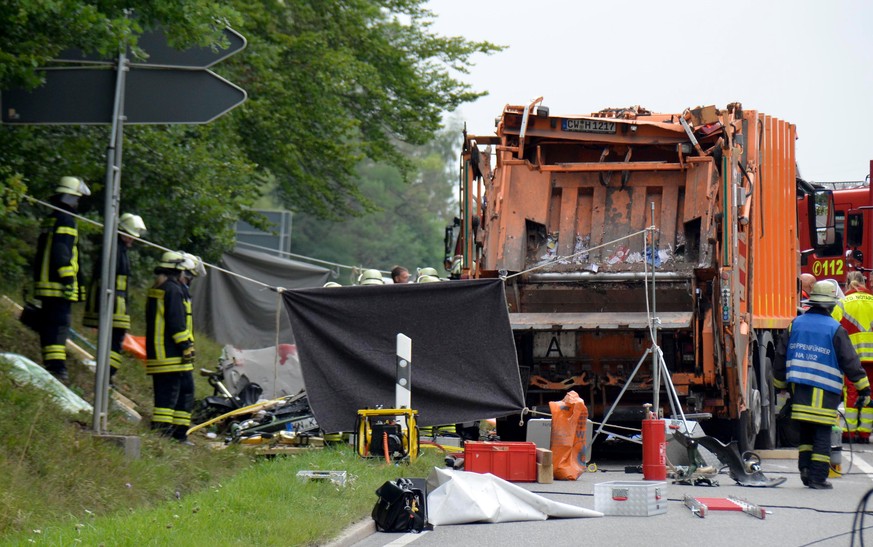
[151,371,195,441]
[39,297,71,375]
[797,420,832,483]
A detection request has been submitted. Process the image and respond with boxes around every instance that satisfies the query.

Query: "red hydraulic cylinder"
[642,417,666,481]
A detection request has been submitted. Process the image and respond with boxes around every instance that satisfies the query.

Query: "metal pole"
[651,202,660,418]
[92,51,127,434]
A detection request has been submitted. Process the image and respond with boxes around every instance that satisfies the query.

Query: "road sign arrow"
[56,27,246,68]
[1,67,247,125]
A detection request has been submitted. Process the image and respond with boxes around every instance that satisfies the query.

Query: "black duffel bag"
[371,478,427,533]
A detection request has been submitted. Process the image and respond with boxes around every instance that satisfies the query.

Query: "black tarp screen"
[283,279,524,433]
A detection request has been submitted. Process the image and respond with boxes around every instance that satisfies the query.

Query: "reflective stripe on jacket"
[33,209,80,301]
[145,277,194,374]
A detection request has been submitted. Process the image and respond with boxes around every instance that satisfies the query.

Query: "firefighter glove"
[182,346,195,364]
[857,388,871,410]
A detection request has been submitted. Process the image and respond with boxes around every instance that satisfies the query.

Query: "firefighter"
[774,280,871,489]
[832,271,873,443]
[83,213,147,383]
[32,176,91,382]
[146,251,198,444]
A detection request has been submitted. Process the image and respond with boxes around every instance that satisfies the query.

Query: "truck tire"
[755,332,777,450]
[755,355,777,449]
[736,371,760,454]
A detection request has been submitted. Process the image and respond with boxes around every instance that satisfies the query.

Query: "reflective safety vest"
[33,209,80,301]
[832,291,873,363]
[786,313,842,395]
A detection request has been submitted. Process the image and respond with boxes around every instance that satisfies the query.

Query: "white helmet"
[119,213,147,238]
[359,269,384,285]
[181,252,207,278]
[55,176,91,197]
[323,281,342,288]
[417,275,441,283]
[416,267,438,282]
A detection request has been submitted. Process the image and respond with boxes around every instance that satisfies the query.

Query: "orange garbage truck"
[455,99,798,451]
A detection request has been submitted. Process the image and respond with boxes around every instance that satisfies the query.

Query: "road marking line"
[384,531,429,546]
[847,451,873,480]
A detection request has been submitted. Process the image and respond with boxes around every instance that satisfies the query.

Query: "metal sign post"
[92,51,127,433]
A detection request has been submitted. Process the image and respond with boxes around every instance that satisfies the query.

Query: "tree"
[0,1,500,285]
[223,0,500,219]
[290,122,462,279]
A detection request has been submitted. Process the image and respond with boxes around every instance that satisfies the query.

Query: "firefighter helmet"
[119,213,147,238]
[417,275,440,283]
[323,282,342,288]
[806,280,840,305]
[158,251,188,270]
[359,269,384,285]
[55,176,91,197]
[182,253,207,277]
[416,267,438,282]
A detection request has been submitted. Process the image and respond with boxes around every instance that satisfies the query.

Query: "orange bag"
[548,390,589,480]
[122,334,147,362]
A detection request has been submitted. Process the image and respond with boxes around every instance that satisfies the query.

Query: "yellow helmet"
[55,176,91,197]
[158,250,188,270]
[359,269,384,285]
[417,275,441,283]
[119,213,147,238]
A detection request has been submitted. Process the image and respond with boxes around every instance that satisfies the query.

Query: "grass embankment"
[0,295,443,545]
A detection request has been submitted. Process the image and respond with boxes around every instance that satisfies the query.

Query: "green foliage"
[290,122,462,276]
[0,1,240,89]
[0,0,498,292]
[225,0,500,219]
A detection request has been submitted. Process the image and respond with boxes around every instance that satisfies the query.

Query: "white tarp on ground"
[219,344,306,399]
[425,468,602,525]
[0,353,93,415]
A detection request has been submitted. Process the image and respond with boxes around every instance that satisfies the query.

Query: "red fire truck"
[798,160,873,288]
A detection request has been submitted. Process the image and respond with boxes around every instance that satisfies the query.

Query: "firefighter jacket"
[832,288,873,363]
[83,237,131,330]
[145,276,194,374]
[33,206,81,301]
[774,306,870,425]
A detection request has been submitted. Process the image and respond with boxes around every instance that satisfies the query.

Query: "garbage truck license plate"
[562,119,616,134]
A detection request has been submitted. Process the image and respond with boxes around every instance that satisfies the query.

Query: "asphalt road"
[345,446,873,547]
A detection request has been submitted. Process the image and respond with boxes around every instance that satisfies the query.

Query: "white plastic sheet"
[0,352,92,414]
[426,467,602,525]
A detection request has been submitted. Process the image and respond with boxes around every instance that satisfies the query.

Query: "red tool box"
[464,441,537,482]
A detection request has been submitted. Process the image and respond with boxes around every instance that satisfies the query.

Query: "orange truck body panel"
[459,101,797,436]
